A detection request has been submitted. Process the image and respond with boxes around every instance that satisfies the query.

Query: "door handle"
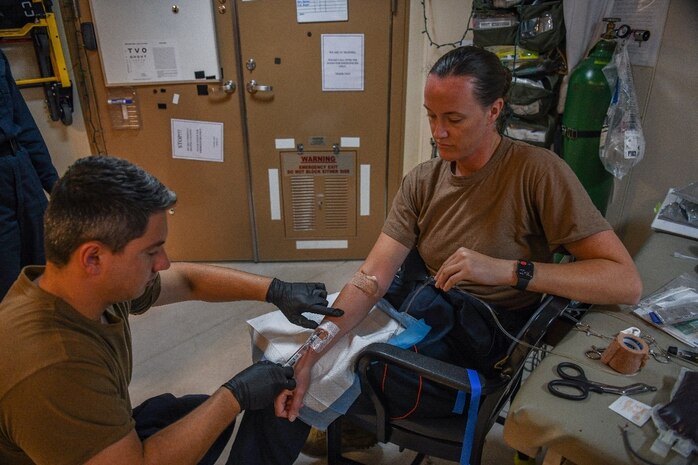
[246,80,273,94]
[220,80,236,94]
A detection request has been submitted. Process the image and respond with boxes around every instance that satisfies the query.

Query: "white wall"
[402,0,474,173]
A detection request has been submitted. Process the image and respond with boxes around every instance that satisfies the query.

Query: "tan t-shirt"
[383,137,611,310]
[0,266,161,465]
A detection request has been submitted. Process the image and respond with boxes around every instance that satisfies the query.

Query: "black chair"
[326,293,571,465]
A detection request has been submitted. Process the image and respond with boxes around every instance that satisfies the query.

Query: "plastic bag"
[598,40,645,179]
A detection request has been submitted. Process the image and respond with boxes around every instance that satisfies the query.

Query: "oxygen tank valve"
[602,17,631,39]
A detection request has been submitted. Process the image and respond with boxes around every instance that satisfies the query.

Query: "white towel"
[247,293,402,413]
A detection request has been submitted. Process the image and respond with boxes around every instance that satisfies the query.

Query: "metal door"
[236,0,407,260]
[74,0,254,261]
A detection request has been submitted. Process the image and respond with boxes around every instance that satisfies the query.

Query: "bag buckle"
[561,125,578,140]
[561,126,601,140]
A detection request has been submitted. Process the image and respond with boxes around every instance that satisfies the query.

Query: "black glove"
[222,361,296,411]
[266,278,344,329]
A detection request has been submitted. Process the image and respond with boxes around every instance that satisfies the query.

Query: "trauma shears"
[547,362,656,401]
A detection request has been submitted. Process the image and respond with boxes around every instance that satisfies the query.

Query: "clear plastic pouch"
[485,45,539,62]
[516,1,565,53]
[599,40,646,179]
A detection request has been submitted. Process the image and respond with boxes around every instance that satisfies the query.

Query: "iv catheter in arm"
[284,320,340,367]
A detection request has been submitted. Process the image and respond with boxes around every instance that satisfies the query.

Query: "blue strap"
[452,369,481,465]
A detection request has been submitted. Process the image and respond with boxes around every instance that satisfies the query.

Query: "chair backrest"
[501,294,572,378]
[327,294,571,465]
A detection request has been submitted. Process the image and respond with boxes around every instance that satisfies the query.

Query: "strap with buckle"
[561,125,602,140]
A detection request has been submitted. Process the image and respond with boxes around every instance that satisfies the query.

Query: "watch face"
[517,260,534,280]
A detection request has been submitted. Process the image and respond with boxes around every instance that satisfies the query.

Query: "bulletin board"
[89,0,220,86]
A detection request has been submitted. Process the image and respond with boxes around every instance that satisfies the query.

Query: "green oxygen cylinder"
[562,38,617,215]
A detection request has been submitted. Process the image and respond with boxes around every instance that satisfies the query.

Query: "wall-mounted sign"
[282,152,354,176]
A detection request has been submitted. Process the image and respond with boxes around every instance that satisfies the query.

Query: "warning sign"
[282,151,355,176]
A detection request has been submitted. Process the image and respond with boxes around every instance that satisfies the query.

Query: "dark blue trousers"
[134,393,310,465]
[227,405,311,465]
[133,393,235,465]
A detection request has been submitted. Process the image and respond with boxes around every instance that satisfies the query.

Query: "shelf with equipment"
[470,0,567,151]
[0,0,73,125]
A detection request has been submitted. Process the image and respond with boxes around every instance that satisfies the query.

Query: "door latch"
[246,80,273,94]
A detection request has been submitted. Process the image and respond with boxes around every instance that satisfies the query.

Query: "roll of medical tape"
[600,334,649,374]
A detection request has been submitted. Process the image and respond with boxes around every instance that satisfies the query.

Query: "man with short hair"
[0,155,341,465]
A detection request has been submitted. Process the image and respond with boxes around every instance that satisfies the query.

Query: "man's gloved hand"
[265,278,344,329]
[222,360,296,411]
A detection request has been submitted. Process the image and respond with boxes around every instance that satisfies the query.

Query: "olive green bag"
[503,114,557,148]
[517,1,565,53]
[507,74,559,120]
[472,1,564,53]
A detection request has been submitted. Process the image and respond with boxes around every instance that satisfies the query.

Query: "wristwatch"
[514,259,534,290]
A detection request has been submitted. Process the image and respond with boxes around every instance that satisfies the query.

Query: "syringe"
[284,320,340,368]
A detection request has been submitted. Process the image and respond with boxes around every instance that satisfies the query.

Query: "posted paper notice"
[296,0,348,23]
[124,40,180,83]
[321,34,364,91]
[171,119,224,162]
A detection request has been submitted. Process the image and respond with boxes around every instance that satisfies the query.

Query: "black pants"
[227,404,311,465]
[133,393,311,465]
[133,393,235,465]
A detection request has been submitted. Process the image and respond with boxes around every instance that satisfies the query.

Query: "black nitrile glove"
[222,360,296,411]
[265,278,344,329]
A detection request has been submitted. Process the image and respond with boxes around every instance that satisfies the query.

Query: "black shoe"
[302,422,378,457]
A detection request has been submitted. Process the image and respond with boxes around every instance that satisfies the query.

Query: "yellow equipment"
[0,0,73,125]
